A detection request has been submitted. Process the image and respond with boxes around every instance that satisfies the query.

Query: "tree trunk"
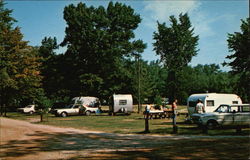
[167,70,176,103]
[0,105,2,116]
[3,104,7,117]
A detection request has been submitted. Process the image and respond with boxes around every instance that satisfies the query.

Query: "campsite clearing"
[1,117,249,160]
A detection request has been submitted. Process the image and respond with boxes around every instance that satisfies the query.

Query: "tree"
[176,64,235,104]
[153,13,199,103]
[61,2,146,100]
[224,18,250,102]
[0,2,42,108]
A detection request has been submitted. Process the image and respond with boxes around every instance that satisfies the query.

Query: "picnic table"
[144,108,173,119]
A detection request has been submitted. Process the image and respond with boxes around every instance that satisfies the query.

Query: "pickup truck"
[191,104,250,130]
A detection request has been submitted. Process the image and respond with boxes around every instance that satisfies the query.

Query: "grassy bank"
[5,110,250,136]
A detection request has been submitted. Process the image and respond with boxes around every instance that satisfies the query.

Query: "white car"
[51,104,100,117]
[17,105,36,114]
[191,104,250,129]
[51,104,83,117]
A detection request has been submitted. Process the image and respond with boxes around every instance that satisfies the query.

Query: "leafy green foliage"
[60,2,146,100]
[176,64,236,104]
[224,18,250,102]
[0,2,43,108]
[153,13,199,103]
[1,1,246,108]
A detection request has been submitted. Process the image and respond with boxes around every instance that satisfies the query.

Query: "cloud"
[143,1,201,27]
[142,1,218,38]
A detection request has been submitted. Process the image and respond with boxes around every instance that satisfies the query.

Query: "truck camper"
[187,93,242,115]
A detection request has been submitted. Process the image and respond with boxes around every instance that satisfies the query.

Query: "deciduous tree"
[0,2,42,108]
[153,13,199,103]
[224,18,250,102]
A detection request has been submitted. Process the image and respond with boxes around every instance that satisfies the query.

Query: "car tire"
[85,111,91,116]
[29,111,34,115]
[61,112,67,117]
[207,121,218,130]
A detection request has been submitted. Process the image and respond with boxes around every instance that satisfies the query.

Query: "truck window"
[216,105,229,113]
[206,100,214,106]
[242,106,250,112]
[119,100,127,105]
[230,106,238,112]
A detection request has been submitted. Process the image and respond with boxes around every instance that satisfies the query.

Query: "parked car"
[17,105,36,114]
[191,104,250,129]
[51,104,101,117]
[51,104,84,117]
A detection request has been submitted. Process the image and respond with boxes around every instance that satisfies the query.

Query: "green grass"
[2,106,250,160]
[5,110,250,136]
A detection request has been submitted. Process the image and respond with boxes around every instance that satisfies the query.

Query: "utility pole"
[137,55,141,113]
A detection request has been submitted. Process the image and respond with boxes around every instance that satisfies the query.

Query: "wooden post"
[40,109,43,122]
[144,112,150,133]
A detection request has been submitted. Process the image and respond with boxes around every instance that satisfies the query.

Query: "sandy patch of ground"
[0,117,249,160]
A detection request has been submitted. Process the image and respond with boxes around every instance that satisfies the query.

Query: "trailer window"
[119,100,127,105]
[188,101,196,107]
[232,101,238,104]
[206,100,214,106]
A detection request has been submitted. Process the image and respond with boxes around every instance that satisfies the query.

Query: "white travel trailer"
[187,93,242,115]
[71,96,100,107]
[109,94,133,115]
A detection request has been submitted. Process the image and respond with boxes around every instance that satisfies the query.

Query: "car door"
[72,105,80,115]
[234,106,250,126]
[217,105,234,126]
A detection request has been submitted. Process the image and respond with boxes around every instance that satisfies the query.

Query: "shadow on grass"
[1,130,249,159]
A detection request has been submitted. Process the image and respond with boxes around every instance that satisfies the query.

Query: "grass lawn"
[5,106,250,136]
[2,106,250,160]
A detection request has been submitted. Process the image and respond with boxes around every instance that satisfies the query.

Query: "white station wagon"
[51,104,100,117]
[191,104,250,129]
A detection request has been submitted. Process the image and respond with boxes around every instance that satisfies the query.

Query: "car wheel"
[85,111,91,116]
[29,111,34,115]
[61,112,67,117]
[207,121,218,130]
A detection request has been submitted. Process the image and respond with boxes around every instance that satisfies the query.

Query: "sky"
[6,0,249,71]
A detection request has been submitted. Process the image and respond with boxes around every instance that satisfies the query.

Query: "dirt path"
[0,117,249,160]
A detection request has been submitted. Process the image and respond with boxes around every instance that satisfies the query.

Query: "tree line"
[0,2,249,111]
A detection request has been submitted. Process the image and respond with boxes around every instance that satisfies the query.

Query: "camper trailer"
[71,96,101,115]
[109,94,133,115]
[187,93,242,116]
[71,96,100,106]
